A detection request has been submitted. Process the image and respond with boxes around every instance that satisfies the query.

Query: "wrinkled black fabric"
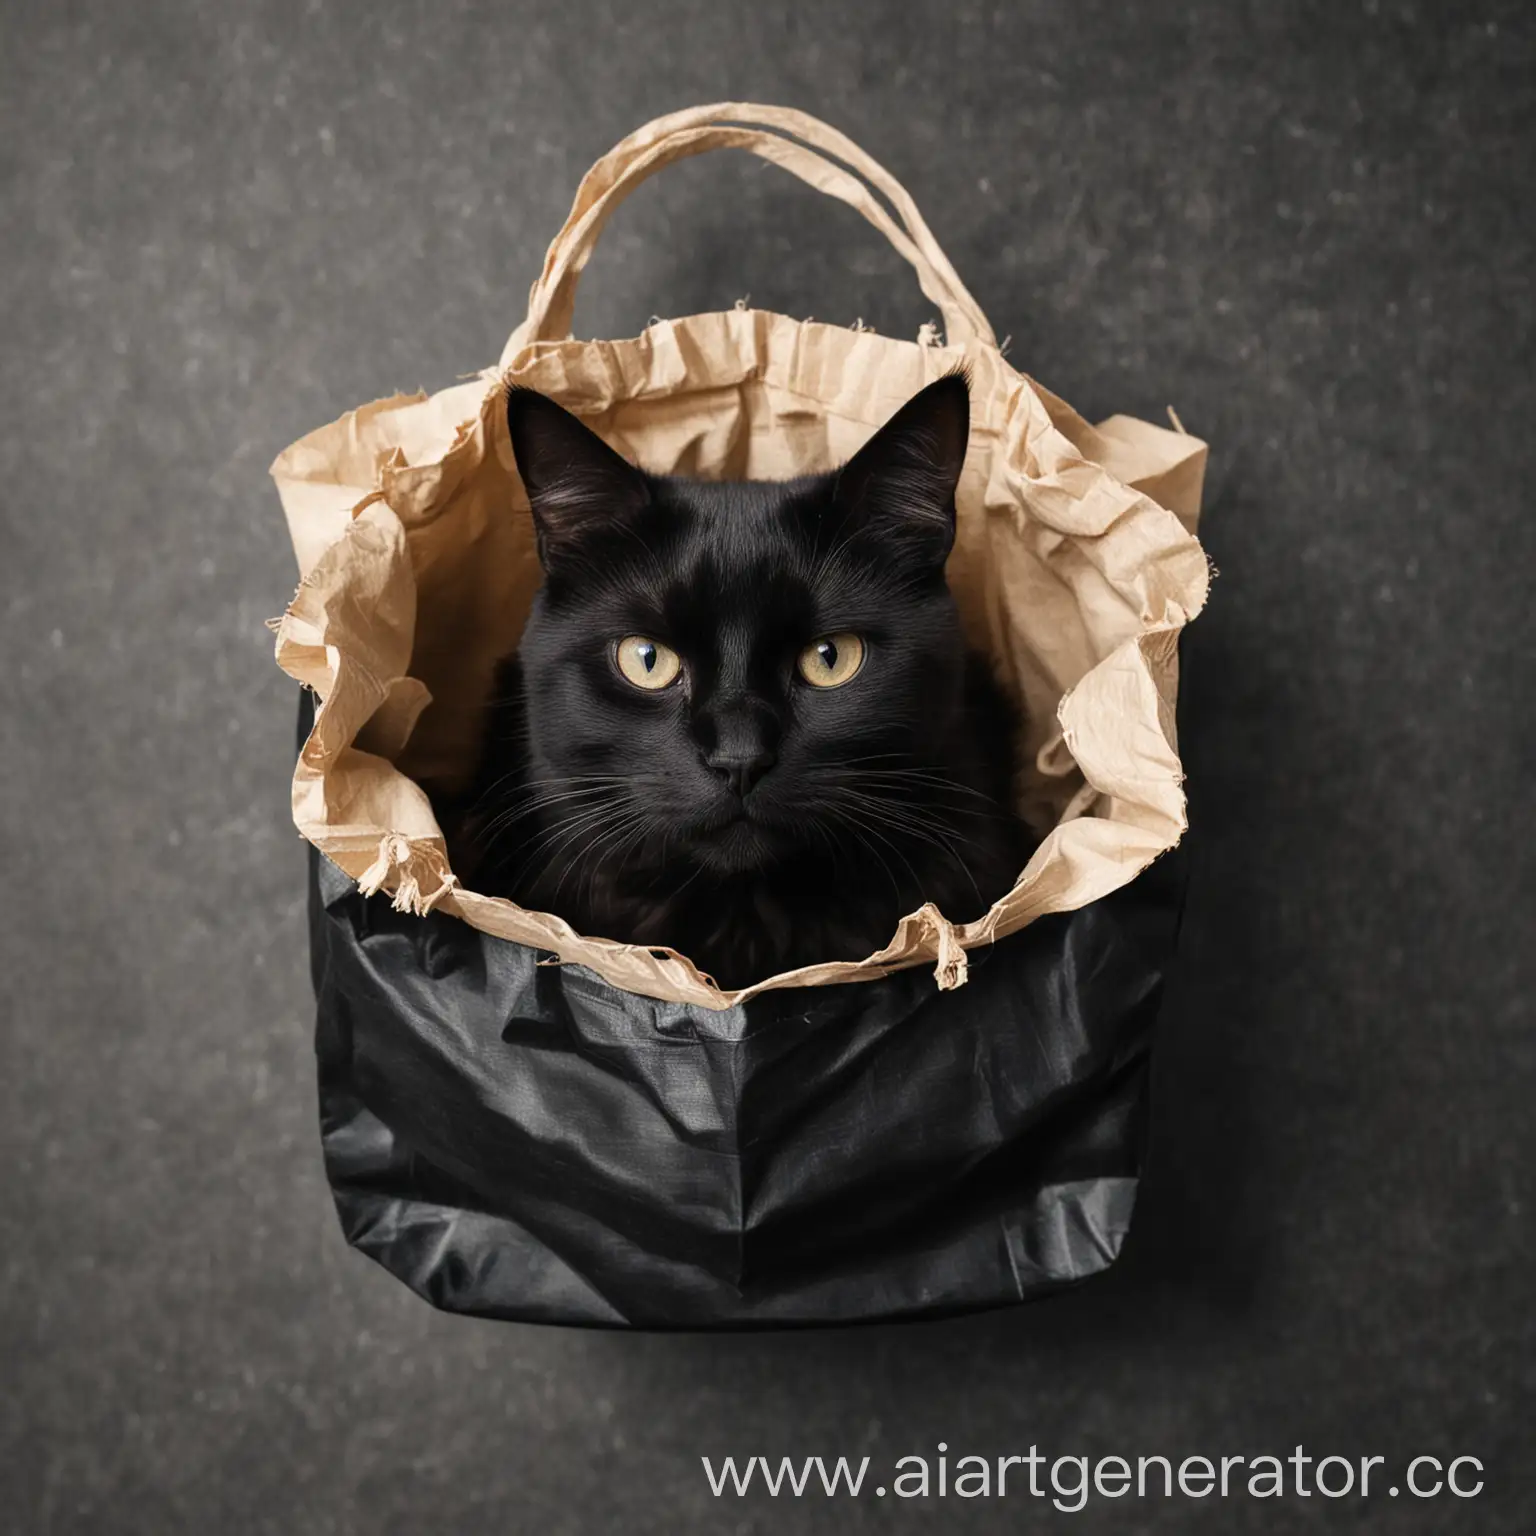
[300,697,1187,1328]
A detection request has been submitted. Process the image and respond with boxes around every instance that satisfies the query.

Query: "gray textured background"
[3,0,1533,1532]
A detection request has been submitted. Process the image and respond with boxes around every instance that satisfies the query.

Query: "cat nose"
[705,748,776,798]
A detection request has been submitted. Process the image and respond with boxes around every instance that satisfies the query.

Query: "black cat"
[460,373,1030,989]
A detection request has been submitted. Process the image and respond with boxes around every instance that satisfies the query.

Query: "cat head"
[504,374,973,876]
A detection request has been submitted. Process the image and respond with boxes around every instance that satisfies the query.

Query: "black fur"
[458,375,1030,988]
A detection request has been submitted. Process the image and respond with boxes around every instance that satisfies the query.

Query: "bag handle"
[502,102,998,363]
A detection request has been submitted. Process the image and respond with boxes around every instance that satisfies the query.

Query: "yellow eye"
[797,633,865,688]
[615,636,681,690]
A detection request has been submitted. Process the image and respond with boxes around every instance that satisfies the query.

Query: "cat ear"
[506,387,649,571]
[832,372,969,567]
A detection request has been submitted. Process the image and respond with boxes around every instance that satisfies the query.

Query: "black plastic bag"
[303,696,1188,1328]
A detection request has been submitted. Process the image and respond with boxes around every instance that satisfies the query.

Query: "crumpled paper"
[269,102,1209,1009]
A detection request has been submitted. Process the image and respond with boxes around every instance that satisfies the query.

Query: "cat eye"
[615,635,682,690]
[796,633,865,689]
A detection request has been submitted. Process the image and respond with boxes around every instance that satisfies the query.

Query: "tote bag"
[271,104,1209,1325]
